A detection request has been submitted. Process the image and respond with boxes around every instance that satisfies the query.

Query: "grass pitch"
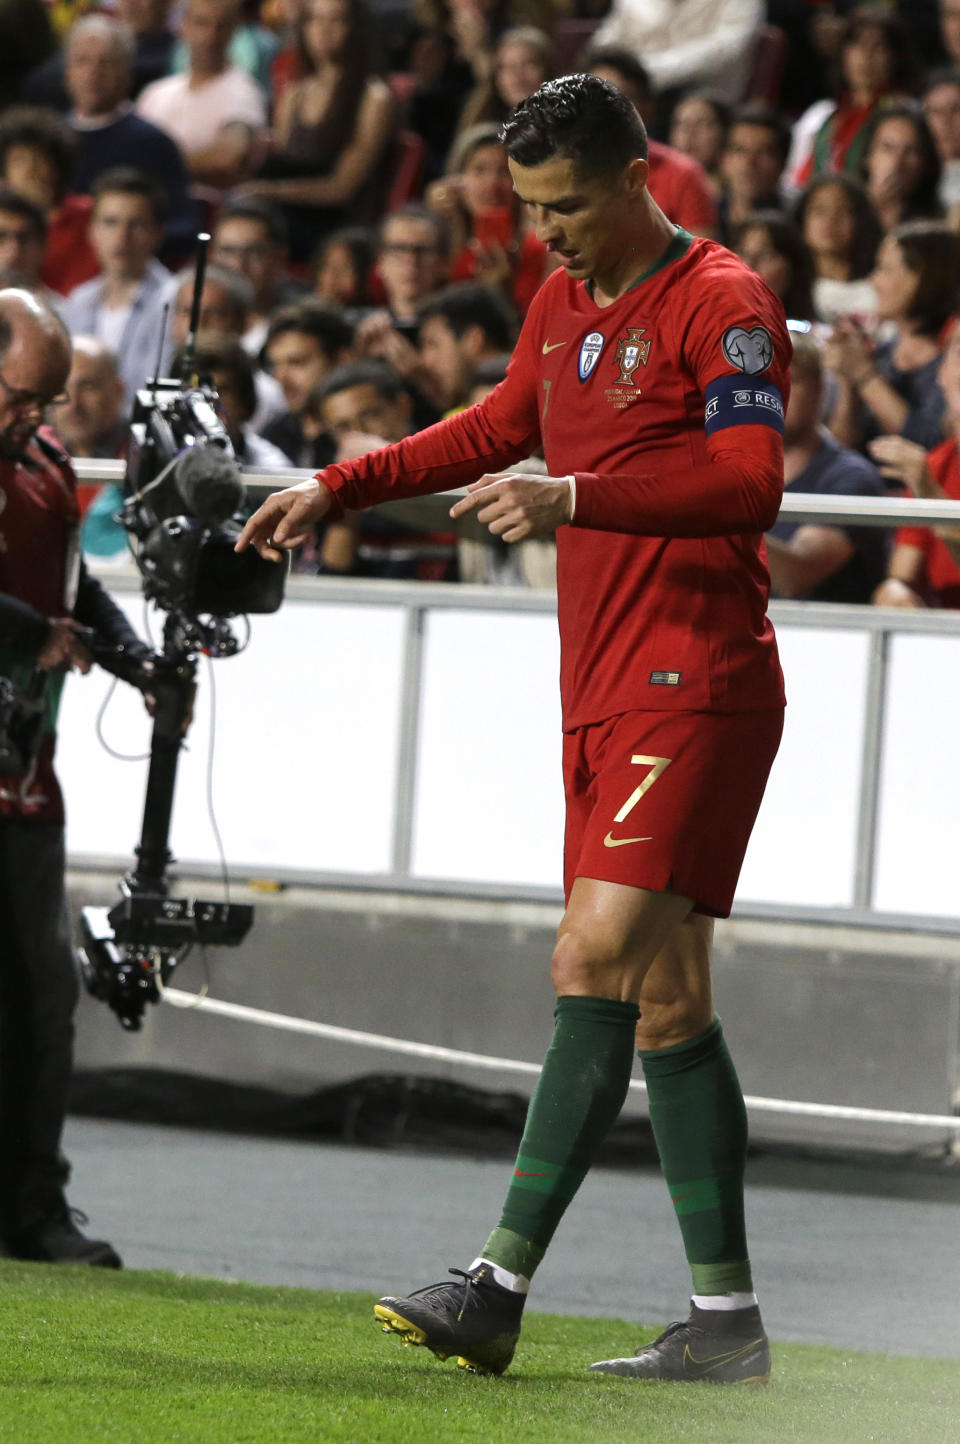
[1,1262,957,1444]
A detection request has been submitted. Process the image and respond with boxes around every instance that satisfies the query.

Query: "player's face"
[507,153,638,283]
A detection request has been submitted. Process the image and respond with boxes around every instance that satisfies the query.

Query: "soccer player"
[237,75,790,1384]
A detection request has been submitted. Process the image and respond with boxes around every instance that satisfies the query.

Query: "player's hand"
[869,436,937,496]
[450,472,573,542]
[36,617,93,674]
[235,479,334,560]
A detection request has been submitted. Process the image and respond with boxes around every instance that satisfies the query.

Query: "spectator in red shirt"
[0,107,97,297]
[870,321,960,609]
[786,7,917,193]
[585,47,718,239]
[426,124,550,317]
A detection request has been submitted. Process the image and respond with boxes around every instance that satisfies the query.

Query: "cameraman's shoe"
[590,1302,770,1384]
[10,1206,122,1269]
[375,1264,524,1374]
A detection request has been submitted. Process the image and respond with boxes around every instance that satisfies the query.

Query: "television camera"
[78,237,288,1030]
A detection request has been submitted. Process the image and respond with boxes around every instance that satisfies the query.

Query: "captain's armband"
[704,375,785,438]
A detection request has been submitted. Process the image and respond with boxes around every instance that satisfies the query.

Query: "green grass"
[1,1263,957,1444]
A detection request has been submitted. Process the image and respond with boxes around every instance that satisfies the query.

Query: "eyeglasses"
[0,370,68,413]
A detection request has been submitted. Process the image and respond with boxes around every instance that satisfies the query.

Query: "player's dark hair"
[792,174,883,281]
[216,196,288,249]
[92,165,167,225]
[417,282,516,352]
[0,106,77,205]
[313,359,408,407]
[0,187,47,243]
[891,221,960,335]
[500,73,648,178]
[734,210,817,323]
[727,102,793,169]
[582,45,653,108]
[859,104,943,222]
[264,298,354,360]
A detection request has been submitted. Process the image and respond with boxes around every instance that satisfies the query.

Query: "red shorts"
[562,708,784,917]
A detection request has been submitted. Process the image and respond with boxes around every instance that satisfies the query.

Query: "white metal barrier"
[60,466,960,932]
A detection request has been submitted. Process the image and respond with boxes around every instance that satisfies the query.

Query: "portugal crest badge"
[614,327,651,384]
[578,331,605,381]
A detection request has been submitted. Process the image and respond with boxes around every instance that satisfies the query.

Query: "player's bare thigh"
[551,875,694,1004]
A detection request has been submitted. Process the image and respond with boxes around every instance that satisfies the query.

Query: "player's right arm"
[236,304,546,561]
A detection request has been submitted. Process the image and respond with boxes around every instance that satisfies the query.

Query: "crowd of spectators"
[5,0,960,604]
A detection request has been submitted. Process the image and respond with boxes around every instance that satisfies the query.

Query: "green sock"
[482,995,640,1280]
[639,1018,754,1296]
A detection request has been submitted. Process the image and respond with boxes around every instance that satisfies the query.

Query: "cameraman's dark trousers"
[0,817,78,1242]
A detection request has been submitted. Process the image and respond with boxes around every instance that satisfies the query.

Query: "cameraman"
[0,288,153,1267]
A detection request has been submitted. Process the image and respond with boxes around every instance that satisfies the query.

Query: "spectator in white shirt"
[593,0,763,105]
[135,0,266,189]
[61,166,172,403]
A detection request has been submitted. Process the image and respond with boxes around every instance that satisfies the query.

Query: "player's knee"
[635,989,712,1051]
[550,927,623,998]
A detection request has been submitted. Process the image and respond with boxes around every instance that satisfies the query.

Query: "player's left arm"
[568,278,791,537]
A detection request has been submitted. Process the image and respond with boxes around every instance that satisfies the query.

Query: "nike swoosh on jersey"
[602,833,653,848]
[541,339,567,354]
[682,1339,766,1380]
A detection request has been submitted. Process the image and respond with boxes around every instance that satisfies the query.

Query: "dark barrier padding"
[69,1068,661,1164]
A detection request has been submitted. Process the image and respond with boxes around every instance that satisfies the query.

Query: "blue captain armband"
[704,374,784,436]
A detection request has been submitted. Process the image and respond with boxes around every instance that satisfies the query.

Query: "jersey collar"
[586,226,694,305]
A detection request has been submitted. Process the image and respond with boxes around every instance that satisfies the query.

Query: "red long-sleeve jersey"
[322,229,791,728]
